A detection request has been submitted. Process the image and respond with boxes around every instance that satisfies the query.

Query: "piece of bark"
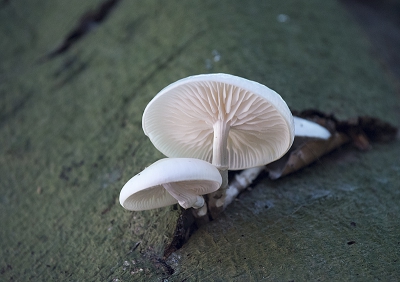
[266,110,398,179]
[266,133,350,179]
[293,110,398,145]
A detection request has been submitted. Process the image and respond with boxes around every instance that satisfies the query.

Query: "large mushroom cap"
[143,73,295,170]
[119,158,222,211]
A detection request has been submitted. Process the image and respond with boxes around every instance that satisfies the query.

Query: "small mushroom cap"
[143,73,295,170]
[293,117,331,139]
[119,158,222,211]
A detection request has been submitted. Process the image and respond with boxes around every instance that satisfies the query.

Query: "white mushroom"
[142,73,295,217]
[119,158,222,211]
[293,116,331,139]
[143,73,295,172]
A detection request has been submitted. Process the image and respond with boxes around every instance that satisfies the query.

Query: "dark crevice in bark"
[163,209,197,259]
[0,92,33,128]
[40,0,121,61]
[52,56,89,89]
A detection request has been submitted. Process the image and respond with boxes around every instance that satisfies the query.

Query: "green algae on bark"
[0,0,399,281]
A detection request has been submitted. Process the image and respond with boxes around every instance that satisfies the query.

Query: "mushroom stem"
[162,183,204,209]
[207,168,228,219]
[220,168,229,189]
[208,120,230,218]
[192,202,210,226]
[212,119,230,170]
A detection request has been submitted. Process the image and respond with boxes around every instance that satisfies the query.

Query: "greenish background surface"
[1,0,399,281]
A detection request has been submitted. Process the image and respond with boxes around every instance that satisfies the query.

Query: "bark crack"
[41,0,121,61]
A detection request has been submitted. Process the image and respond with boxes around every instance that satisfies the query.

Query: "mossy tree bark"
[1,0,399,281]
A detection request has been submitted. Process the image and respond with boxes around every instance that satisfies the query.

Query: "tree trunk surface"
[1,0,399,281]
